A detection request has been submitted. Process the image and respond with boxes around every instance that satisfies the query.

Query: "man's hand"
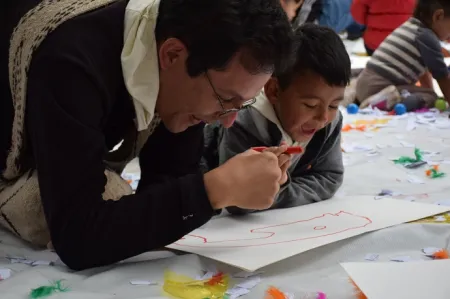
[204,148,283,210]
[261,145,291,185]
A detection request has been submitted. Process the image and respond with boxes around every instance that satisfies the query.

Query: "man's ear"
[158,38,187,70]
[264,77,280,105]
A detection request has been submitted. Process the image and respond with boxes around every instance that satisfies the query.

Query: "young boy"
[202,24,351,214]
[355,0,450,111]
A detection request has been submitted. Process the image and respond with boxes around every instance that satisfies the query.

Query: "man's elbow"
[52,234,103,271]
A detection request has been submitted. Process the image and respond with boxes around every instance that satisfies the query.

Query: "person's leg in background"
[396,85,438,110]
[364,44,374,56]
[347,21,365,41]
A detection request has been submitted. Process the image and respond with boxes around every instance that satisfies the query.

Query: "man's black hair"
[414,0,450,27]
[155,0,294,77]
[275,23,351,90]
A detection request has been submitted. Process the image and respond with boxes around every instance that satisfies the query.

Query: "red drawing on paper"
[174,211,372,248]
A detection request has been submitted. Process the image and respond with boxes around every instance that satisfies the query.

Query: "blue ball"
[394,103,407,115]
[347,103,359,114]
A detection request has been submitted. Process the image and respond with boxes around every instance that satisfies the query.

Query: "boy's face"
[265,71,344,142]
[431,9,450,40]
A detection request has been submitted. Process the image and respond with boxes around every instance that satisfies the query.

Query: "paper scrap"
[342,142,372,153]
[390,256,412,262]
[129,280,158,286]
[31,260,52,266]
[407,175,424,184]
[7,257,34,265]
[236,276,261,289]
[422,247,440,256]
[365,253,379,261]
[0,268,12,281]
[434,215,446,222]
[400,141,415,148]
[232,271,264,278]
[366,150,379,157]
[225,287,250,299]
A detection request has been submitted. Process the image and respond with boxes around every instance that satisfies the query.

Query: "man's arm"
[272,117,344,209]
[27,52,213,271]
[416,28,450,102]
[351,0,369,26]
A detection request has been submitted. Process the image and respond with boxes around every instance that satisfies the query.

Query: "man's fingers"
[278,153,291,168]
[263,144,288,156]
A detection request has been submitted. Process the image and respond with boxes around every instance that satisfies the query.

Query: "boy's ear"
[264,78,280,105]
[433,8,445,23]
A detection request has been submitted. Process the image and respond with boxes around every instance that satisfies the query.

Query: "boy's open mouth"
[301,126,316,136]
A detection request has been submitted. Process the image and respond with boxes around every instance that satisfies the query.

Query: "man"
[0,0,293,270]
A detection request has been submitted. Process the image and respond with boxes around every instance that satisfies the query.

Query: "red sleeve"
[351,0,369,25]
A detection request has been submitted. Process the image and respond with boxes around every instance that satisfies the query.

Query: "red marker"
[252,146,303,154]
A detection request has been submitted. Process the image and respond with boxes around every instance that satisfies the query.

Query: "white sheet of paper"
[168,197,450,271]
[341,260,450,299]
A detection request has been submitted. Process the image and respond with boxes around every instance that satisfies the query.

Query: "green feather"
[30,280,69,299]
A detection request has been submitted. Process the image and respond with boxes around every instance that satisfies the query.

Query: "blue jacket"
[319,0,354,33]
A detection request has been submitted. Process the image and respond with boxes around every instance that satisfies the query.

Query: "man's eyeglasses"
[205,71,256,117]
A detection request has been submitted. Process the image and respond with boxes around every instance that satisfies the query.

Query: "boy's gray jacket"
[202,107,344,214]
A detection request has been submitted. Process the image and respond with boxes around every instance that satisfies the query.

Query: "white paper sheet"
[168,197,450,271]
[341,260,450,299]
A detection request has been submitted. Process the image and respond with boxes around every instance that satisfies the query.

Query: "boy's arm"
[416,28,450,102]
[351,0,370,25]
[272,114,344,209]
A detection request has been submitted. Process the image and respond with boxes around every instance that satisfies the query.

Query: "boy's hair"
[275,23,351,90]
[414,0,450,27]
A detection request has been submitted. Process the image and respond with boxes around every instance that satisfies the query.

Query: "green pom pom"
[30,280,69,299]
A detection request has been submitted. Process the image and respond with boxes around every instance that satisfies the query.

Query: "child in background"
[280,0,304,22]
[202,24,350,214]
[351,0,416,56]
[318,0,355,33]
[355,0,450,112]
[292,0,321,28]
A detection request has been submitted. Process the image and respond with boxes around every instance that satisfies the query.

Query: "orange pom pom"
[433,249,449,259]
[265,286,287,299]
[350,278,368,299]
